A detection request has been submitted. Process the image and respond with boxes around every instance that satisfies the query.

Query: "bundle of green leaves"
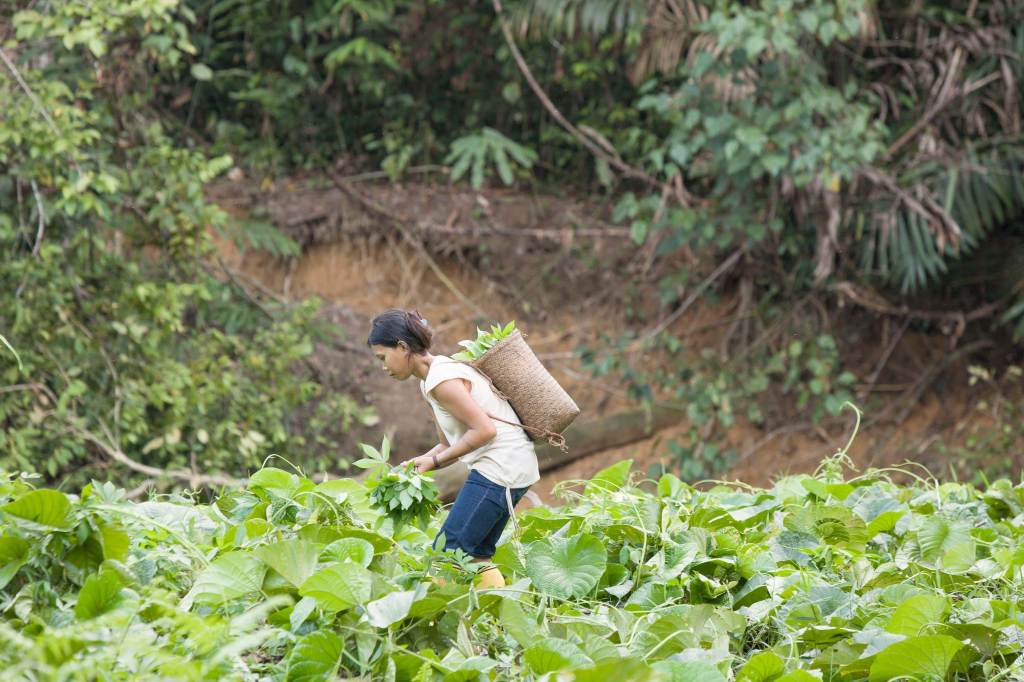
[355,438,440,529]
[451,321,517,361]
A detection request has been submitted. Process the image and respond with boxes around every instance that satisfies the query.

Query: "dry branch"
[327,172,489,319]
[631,249,744,348]
[74,424,244,489]
[836,281,1003,325]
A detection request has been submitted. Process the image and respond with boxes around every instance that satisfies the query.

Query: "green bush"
[1,0,373,488]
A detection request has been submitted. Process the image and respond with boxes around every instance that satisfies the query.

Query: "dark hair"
[367,309,433,353]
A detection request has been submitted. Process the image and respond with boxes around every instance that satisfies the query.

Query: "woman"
[367,309,539,588]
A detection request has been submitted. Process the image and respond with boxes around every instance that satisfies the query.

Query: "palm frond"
[513,0,647,39]
[857,145,1024,294]
[514,0,712,81]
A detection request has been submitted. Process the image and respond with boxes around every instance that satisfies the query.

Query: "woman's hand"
[403,454,436,474]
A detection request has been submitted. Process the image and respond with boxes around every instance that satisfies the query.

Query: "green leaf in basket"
[451,321,517,360]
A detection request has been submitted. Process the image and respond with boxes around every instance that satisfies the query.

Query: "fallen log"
[433,405,684,501]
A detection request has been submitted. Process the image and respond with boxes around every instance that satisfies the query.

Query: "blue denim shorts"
[434,469,529,558]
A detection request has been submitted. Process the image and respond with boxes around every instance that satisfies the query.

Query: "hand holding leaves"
[355,438,440,528]
[402,455,436,474]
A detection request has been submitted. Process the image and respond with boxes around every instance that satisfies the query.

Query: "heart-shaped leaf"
[887,593,949,636]
[321,537,374,568]
[254,538,320,587]
[299,562,372,612]
[182,551,267,609]
[285,630,343,682]
[868,635,966,682]
[75,569,125,620]
[523,637,591,674]
[2,489,71,529]
[526,533,606,599]
[653,660,728,682]
[365,590,417,628]
[0,536,29,590]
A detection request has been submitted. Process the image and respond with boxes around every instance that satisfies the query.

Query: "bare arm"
[432,378,496,465]
[407,378,495,472]
[421,417,454,467]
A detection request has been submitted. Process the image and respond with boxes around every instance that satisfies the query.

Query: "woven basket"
[471,330,580,443]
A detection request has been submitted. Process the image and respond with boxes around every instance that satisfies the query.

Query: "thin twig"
[204,256,276,321]
[125,479,158,500]
[491,0,667,193]
[29,180,45,256]
[202,256,366,364]
[732,421,838,469]
[211,255,287,303]
[14,180,48,296]
[414,223,631,240]
[338,165,449,183]
[0,382,57,404]
[867,339,993,429]
[631,249,743,349]
[859,317,911,400]
[0,47,84,177]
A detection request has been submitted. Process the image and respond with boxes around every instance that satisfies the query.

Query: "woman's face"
[371,343,414,380]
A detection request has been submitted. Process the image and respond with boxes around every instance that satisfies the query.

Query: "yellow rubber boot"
[475,565,506,589]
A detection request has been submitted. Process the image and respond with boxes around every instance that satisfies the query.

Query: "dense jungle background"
[2,0,1023,498]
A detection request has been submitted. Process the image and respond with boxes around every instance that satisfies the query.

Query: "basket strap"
[457,360,511,401]
[505,485,526,567]
[487,413,568,453]
[456,360,569,452]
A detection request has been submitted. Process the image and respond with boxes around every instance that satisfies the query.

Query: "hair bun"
[367,308,433,353]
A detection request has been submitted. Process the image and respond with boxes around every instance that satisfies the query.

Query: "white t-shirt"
[420,356,540,489]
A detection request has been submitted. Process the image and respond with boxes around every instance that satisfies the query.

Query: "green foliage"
[445,128,538,189]
[0,235,373,483]
[285,630,344,681]
[4,0,1022,509]
[525,532,607,599]
[103,0,1021,337]
[18,0,1011,365]
[3,453,1024,679]
[13,0,198,63]
[73,567,125,620]
[940,365,1024,484]
[1005,298,1024,342]
[451,321,517,361]
[868,636,968,682]
[1,0,373,488]
[581,326,855,480]
[858,147,1024,296]
[183,0,409,169]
